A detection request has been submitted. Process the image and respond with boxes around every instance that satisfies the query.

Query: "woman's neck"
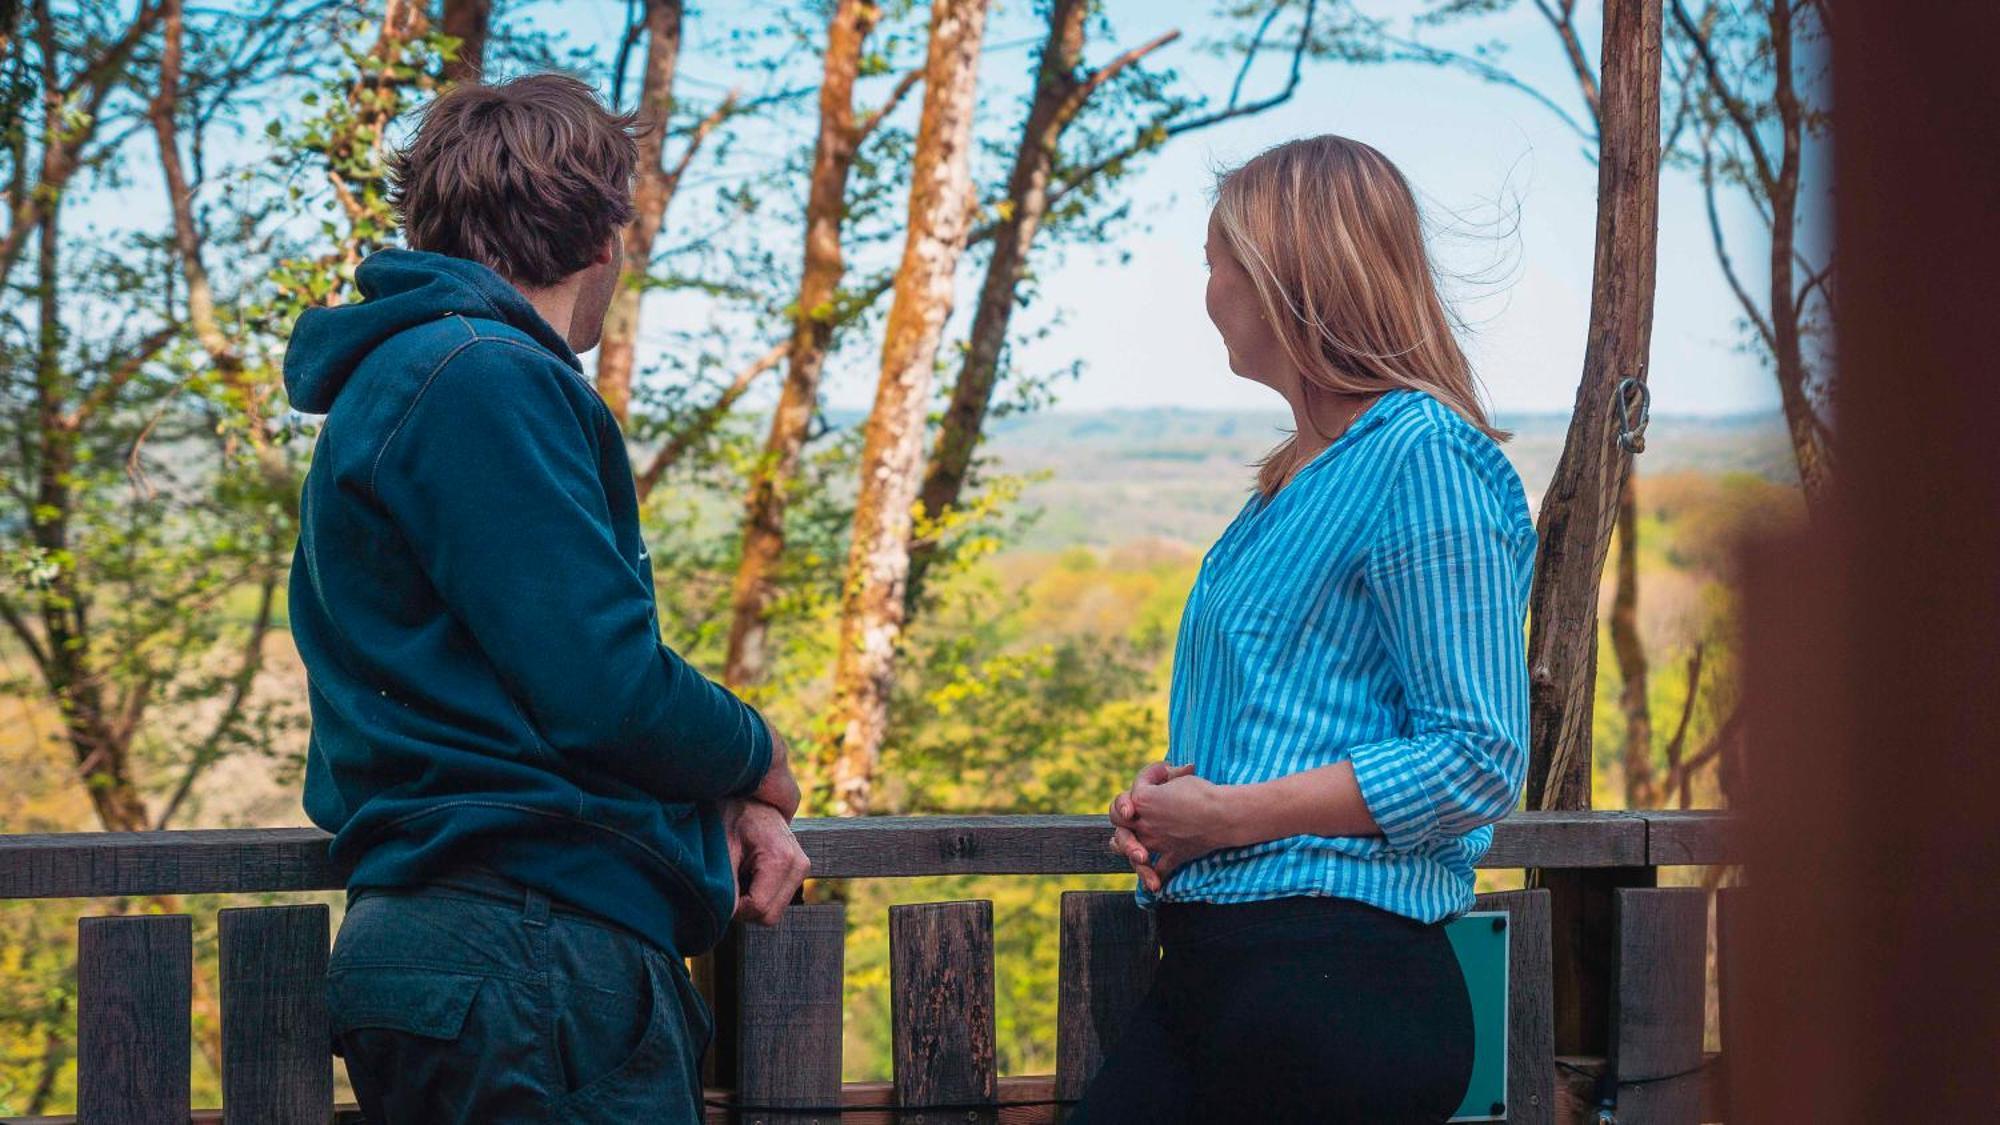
[1286,384,1377,464]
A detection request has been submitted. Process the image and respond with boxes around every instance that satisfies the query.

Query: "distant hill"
[975,407,1797,550]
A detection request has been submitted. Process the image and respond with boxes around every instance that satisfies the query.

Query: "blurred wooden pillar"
[1733,4,2000,1120]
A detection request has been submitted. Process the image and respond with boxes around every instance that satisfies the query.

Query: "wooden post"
[1714,885,1745,1113]
[733,904,846,1125]
[1523,0,1663,810]
[218,905,332,1124]
[1544,865,1654,1059]
[1609,888,1707,1123]
[1054,891,1157,1115]
[1474,889,1555,1125]
[890,900,997,1124]
[1729,5,2000,1119]
[77,913,192,1125]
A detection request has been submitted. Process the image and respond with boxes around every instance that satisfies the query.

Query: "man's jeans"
[329,871,711,1124]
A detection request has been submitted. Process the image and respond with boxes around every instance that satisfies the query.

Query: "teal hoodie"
[285,249,770,956]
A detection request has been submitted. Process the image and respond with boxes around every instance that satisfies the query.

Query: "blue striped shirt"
[1140,389,1537,923]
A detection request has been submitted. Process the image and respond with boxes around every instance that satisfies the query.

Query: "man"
[283,74,809,1123]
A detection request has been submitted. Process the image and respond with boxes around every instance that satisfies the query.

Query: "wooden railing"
[0,810,1738,1124]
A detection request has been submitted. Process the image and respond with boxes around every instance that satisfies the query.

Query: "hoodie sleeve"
[371,338,771,803]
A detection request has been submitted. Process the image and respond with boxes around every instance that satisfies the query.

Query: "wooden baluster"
[1610,887,1707,1124]
[1715,884,1745,1118]
[891,900,997,1124]
[1474,889,1555,1125]
[77,913,193,1125]
[218,904,331,1124]
[732,904,846,1125]
[1053,891,1156,1118]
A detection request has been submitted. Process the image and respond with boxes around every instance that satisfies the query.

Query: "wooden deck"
[0,810,1738,1124]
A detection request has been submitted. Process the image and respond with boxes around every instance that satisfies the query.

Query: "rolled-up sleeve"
[1347,431,1534,853]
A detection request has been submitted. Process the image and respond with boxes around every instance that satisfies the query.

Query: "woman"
[1074,136,1537,1124]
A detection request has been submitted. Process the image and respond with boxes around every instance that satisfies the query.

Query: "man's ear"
[597,239,618,267]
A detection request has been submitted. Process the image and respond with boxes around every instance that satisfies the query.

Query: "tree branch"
[153,571,276,830]
[1670,0,1777,196]
[853,64,923,143]
[0,591,51,678]
[1048,0,1317,211]
[1533,0,1600,128]
[0,1,166,290]
[1700,124,1777,351]
[633,339,786,499]
[1062,29,1181,126]
[661,90,739,202]
[66,325,179,431]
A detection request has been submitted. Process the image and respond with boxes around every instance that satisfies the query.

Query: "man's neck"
[516,279,579,348]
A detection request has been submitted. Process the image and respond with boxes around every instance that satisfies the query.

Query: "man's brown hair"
[388,74,641,287]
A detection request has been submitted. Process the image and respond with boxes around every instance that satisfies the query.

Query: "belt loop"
[522,885,551,928]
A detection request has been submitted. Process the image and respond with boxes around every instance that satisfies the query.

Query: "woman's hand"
[1107,762,1245,893]
[1125,770,1245,887]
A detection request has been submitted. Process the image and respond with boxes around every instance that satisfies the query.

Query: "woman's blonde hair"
[1211,135,1504,495]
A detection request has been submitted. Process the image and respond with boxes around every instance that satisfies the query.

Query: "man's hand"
[724,799,811,926]
[1106,761,1196,893]
[748,717,801,822]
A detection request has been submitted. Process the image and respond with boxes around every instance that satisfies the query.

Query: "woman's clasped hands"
[1105,761,1246,894]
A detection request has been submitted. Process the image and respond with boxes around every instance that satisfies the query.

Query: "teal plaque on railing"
[1447,910,1509,1122]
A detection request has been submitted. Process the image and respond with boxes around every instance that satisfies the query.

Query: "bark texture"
[1524,0,1662,812]
[826,0,989,816]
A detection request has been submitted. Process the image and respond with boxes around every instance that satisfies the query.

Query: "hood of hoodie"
[283,249,582,415]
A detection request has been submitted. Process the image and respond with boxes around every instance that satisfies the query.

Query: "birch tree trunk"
[1523,0,1662,812]
[908,2,1175,602]
[725,0,894,689]
[826,0,989,816]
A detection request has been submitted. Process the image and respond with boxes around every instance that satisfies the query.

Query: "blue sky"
[77,1,1792,420]
[575,0,1789,419]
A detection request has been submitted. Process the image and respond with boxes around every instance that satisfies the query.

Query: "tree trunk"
[439,0,491,85]
[909,12,1179,605]
[596,0,683,425]
[724,0,886,690]
[1609,473,1655,807]
[1764,0,1828,500]
[1523,0,1662,813]
[906,0,1087,603]
[32,193,149,834]
[827,0,988,816]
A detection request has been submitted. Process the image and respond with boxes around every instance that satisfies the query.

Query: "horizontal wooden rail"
[0,811,1731,901]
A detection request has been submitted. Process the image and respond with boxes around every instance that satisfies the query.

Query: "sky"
[71,0,1795,421]
[582,0,1791,419]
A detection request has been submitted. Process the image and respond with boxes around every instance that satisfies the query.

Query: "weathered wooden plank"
[1054,891,1157,1112]
[1482,811,1648,869]
[0,827,341,899]
[1544,865,1656,1060]
[1,813,1661,900]
[1642,810,1740,866]
[891,900,997,1124]
[1716,884,1746,1109]
[219,904,331,1124]
[1474,889,1555,1125]
[733,904,846,1125]
[1609,887,1707,1124]
[77,913,192,1125]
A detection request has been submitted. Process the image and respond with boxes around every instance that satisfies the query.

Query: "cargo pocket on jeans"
[329,966,485,1044]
